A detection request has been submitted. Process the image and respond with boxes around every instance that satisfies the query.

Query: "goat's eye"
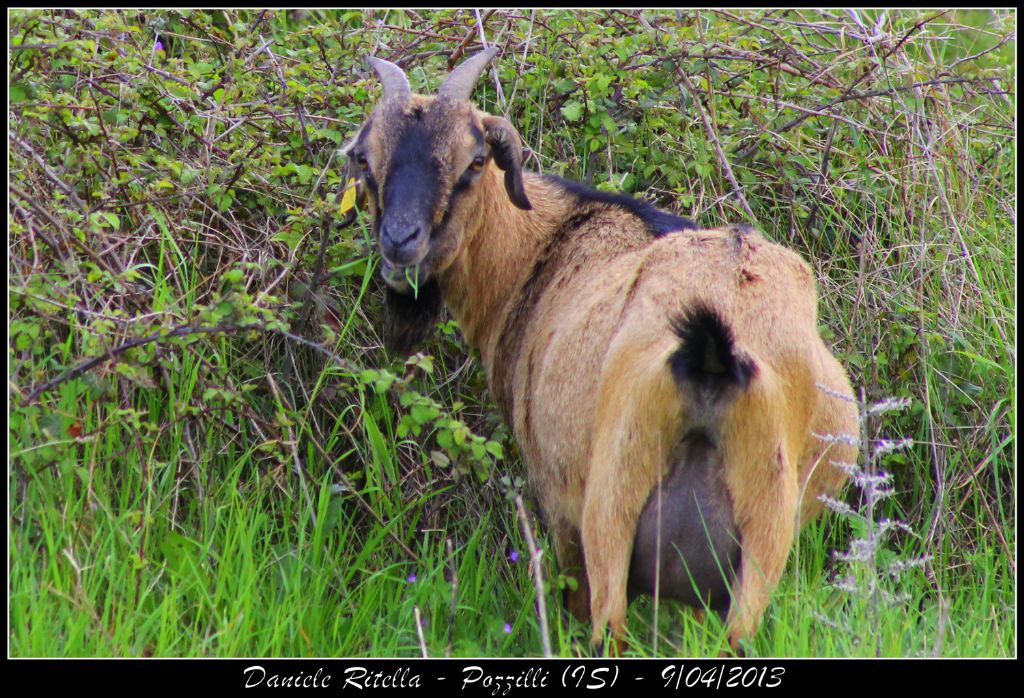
[353,152,369,169]
[468,155,486,172]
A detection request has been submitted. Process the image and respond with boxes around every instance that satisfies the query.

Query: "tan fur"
[353,83,859,650]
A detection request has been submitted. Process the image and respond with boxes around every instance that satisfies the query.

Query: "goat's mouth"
[380,258,430,295]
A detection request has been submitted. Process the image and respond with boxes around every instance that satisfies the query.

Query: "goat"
[345,47,859,651]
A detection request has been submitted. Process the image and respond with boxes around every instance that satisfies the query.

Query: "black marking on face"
[364,170,380,207]
[350,119,379,203]
[376,111,491,261]
[432,166,478,240]
[383,120,444,216]
[543,175,698,236]
[453,167,477,194]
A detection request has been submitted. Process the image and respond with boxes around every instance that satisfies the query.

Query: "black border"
[4,657,1015,692]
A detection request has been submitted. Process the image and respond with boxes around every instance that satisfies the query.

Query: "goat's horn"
[366,56,411,102]
[438,46,499,101]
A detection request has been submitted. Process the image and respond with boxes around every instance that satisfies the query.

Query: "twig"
[268,373,317,529]
[446,537,458,658]
[931,595,948,657]
[742,77,993,162]
[515,495,552,658]
[293,208,350,336]
[22,322,261,405]
[506,9,535,109]
[805,117,841,231]
[9,43,61,50]
[303,435,419,562]
[288,203,358,388]
[142,63,193,88]
[712,10,840,88]
[380,24,451,42]
[23,309,422,564]
[247,9,268,35]
[473,9,505,111]
[733,10,951,164]
[21,316,362,407]
[911,96,991,342]
[719,90,891,141]
[447,9,496,69]
[9,201,69,266]
[414,606,429,657]
[259,37,315,165]
[9,131,87,210]
[675,68,757,223]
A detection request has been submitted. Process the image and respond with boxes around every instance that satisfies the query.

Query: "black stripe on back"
[542,175,697,237]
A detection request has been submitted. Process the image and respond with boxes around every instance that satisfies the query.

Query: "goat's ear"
[482,115,532,210]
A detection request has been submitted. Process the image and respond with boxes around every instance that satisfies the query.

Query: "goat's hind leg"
[550,518,591,624]
[719,396,801,648]
[581,345,682,648]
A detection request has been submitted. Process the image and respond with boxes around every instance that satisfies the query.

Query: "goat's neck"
[440,168,570,361]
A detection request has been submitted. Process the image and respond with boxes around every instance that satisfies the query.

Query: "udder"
[628,432,740,613]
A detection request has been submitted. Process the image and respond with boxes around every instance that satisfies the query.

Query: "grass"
[8,9,1015,658]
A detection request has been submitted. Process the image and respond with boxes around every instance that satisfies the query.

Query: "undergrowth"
[8,9,1015,657]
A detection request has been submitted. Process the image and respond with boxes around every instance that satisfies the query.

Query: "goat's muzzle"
[379,258,425,294]
[380,219,427,266]
[378,209,432,292]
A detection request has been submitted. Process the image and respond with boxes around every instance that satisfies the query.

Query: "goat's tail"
[667,303,757,397]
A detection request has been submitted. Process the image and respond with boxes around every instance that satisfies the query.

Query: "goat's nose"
[381,222,423,250]
[380,220,427,266]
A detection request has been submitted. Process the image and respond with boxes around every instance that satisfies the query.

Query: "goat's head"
[346,47,531,298]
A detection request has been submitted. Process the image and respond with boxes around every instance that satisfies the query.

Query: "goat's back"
[500,220,852,529]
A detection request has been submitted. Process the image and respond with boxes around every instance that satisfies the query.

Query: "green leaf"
[411,404,434,424]
[167,82,193,100]
[40,413,64,438]
[553,78,577,94]
[560,101,584,122]
[294,164,316,184]
[216,191,233,212]
[158,530,202,579]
